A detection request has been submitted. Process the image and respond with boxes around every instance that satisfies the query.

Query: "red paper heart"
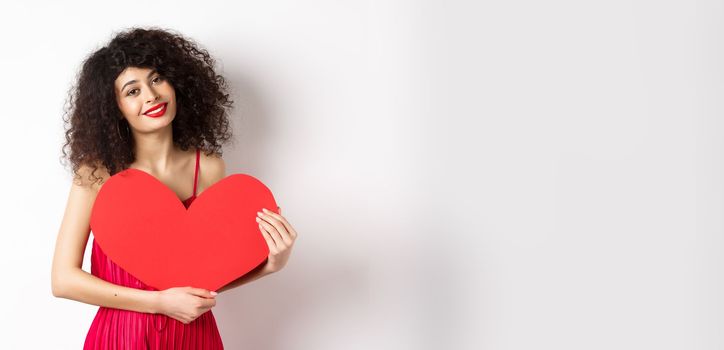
[89,168,275,291]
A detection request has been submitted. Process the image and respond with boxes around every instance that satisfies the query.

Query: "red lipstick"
[143,103,168,118]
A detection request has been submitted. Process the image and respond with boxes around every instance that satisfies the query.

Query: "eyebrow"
[120,69,158,92]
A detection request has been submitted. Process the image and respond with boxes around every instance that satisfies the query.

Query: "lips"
[143,103,168,117]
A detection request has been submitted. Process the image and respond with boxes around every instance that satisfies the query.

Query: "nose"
[143,85,160,104]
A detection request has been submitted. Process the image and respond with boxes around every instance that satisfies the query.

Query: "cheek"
[162,82,175,98]
[120,98,139,112]
[165,87,176,103]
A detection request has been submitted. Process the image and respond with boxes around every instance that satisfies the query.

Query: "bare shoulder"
[199,150,227,187]
[58,162,110,243]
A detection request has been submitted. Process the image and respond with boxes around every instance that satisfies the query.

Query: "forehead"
[115,67,156,89]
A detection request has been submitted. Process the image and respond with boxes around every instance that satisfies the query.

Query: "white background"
[0,0,720,349]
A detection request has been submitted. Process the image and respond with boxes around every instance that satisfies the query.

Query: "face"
[114,66,177,134]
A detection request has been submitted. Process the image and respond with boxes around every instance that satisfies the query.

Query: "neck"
[130,123,178,172]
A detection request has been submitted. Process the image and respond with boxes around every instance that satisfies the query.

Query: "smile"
[143,103,168,118]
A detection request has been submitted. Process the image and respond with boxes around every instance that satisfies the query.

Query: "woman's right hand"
[155,286,218,324]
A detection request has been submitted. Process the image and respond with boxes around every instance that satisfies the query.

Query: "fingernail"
[256,217,261,222]
[262,208,269,213]
[210,291,218,296]
[257,211,263,216]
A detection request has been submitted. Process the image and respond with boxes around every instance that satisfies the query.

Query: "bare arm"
[50,166,160,314]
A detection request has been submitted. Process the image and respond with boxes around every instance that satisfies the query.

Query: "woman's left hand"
[256,207,297,274]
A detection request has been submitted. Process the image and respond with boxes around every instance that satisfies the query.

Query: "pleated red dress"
[84,149,225,349]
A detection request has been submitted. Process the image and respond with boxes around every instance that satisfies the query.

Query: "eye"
[126,76,163,96]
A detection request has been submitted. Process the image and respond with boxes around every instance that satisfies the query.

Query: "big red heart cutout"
[89,168,275,292]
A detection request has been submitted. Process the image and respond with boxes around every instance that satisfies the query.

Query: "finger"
[259,219,287,248]
[187,287,216,298]
[190,288,216,298]
[259,223,281,253]
[258,212,292,244]
[201,298,217,309]
[256,216,284,246]
[175,314,192,324]
[262,208,293,234]
[262,207,297,238]
[259,224,279,252]
[262,208,297,239]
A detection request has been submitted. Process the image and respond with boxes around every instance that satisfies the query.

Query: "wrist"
[147,290,162,314]
[261,263,276,276]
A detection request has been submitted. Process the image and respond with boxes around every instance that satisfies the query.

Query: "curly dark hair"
[61,26,234,186]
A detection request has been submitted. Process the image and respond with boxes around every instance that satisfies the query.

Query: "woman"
[51,27,298,349]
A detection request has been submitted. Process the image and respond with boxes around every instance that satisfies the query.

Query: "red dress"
[84,149,225,349]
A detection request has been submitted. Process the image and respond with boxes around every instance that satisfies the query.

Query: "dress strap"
[192,148,200,197]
